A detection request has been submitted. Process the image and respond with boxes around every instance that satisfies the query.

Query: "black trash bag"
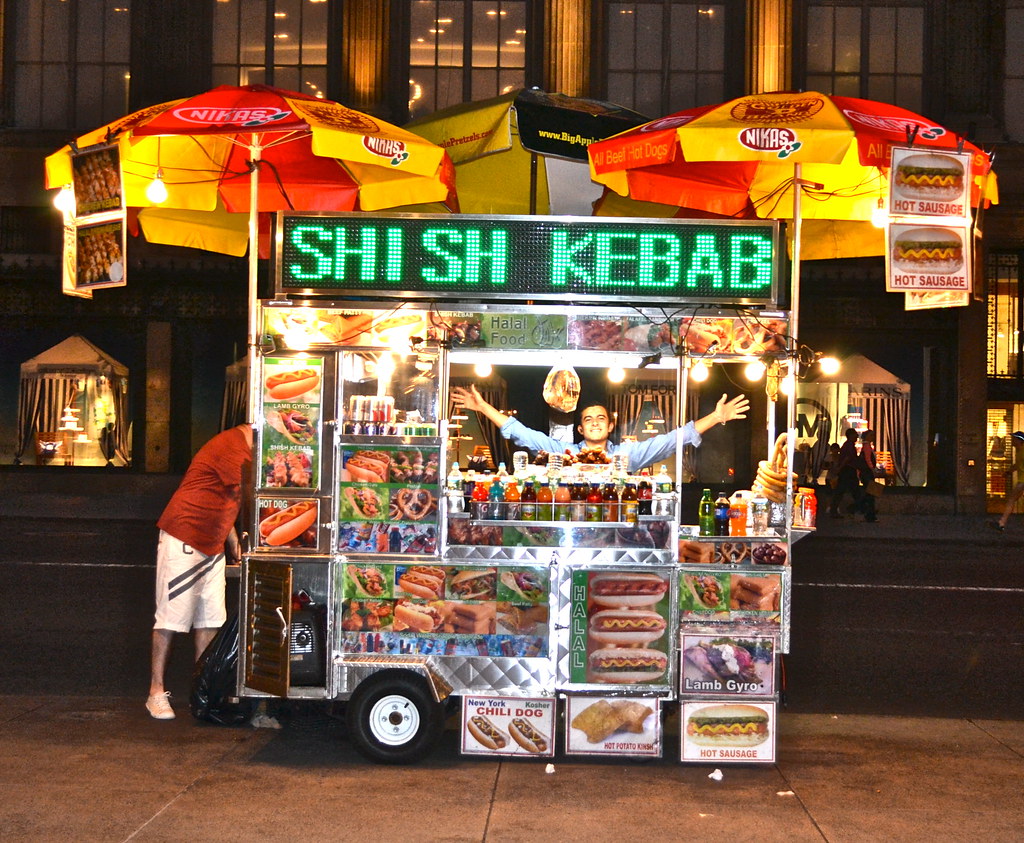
[190,611,254,726]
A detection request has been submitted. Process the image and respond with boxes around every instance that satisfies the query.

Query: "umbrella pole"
[787,162,803,524]
[246,144,263,427]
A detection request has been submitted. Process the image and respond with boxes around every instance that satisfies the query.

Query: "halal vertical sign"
[277,213,783,305]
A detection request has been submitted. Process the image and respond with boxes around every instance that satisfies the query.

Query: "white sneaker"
[146,691,175,720]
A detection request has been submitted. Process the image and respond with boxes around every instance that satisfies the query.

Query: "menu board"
[260,357,323,490]
[564,696,661,757]
[339,563,549,658]
[568,568,672,688]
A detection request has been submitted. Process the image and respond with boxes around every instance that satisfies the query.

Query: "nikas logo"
[171,107,294,128]
[737,127,802,159]
[363,136,409,166]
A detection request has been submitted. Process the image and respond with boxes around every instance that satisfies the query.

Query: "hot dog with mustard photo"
[263,358,322,402]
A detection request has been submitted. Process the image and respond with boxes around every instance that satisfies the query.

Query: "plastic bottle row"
[445,462,679,522]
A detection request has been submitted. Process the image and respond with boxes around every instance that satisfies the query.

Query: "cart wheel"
[346,672,445,764]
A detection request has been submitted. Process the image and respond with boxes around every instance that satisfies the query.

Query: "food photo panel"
[461,696,555,758]
[255,497,319,550]
[681,701,776,764]
[565,696,661,757]
[567,569,673,689]
[680,632,777,697]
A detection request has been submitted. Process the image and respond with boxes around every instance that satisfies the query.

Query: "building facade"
[1,0,1022,514]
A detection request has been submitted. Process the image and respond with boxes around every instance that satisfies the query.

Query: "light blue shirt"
[499,418,702,473]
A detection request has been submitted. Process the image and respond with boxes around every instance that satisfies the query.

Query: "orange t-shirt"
[157,426,252,556]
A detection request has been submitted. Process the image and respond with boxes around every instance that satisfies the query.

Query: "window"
[602,1,736,118]
[13,0,131,130]
[988,253,1022,379]
[802,0,925,112]
[407,0,527,121]
[212,0,327,98]
[1005,1,1024,142]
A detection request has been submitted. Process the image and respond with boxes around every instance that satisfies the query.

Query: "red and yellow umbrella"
[46,84,458,258]
[589,91,997,260]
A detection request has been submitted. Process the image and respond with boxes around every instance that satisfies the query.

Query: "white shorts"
[153,529,227,632]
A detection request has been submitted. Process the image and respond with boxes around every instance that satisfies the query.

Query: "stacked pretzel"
[753,433,797,503]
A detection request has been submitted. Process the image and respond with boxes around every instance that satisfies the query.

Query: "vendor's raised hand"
[716,393,750,424]
[451,385,484,412]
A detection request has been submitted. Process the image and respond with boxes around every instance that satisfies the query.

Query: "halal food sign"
[277,213,783,305]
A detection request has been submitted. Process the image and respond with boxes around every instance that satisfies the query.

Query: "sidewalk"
[1,694,1021,842]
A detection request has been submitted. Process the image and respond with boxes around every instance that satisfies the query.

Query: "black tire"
[345,671,445,764]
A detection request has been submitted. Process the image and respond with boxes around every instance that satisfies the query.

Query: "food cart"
[237,211,801,764]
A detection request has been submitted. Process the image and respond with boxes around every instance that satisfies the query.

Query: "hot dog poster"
[256,497,319,549]
[568,569,673,688]
[680,633,776,697]
[889,147,971,220]
[885,222,972,294]
[339,564,549,658]
[678,569,783,622]
[461,696,555,757]
[680,701,776,764]
[565,696,661,757]
[261,357,323,490]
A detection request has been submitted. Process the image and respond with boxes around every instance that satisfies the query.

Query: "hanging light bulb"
[53,186,76,215]
[146,169,169,204]
[871,196,888,228]
[818,355,841,376]
[690,360,710,382]
[744,360,766,381]
[607,366,626,383]
[779,371,796,396]
[474,362,493,378]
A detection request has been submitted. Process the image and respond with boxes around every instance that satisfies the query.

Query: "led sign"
[276,213,782,305]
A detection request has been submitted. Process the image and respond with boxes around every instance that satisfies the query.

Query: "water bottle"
[446,461,464,513]
[654,465,673,516]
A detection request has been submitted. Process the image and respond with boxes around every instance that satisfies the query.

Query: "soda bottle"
[621,482,638,523]
[798,486,817,528]
[714,491,731,536]
[698,488,715,536]
[471,473,490,520]
[637,472,653,516]
[601,482,620,522]
[487,472,505,520]
[520,480,537,521]
[505,478,521,520]
[537,479,554,521]
[729,492,748,536]
[463,469,476,500]
[585,483,603,522]
[571,480,587,521]
[554,480,572,521]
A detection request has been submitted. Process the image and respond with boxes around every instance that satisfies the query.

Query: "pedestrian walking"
[990,430,1024,531]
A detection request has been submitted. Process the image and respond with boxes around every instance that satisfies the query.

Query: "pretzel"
[397,488,433,521]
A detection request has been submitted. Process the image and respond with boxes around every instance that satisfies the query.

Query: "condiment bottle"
[585,483,603,522]
[601,482,620,522]
[714,491,731,536]
[536,479,554,521]
[571,480,587,521]
[520,480,537,521]
[637,472,653,516]
[505,478,521,520]
[554,480,572,521]
[698,488,715,536]
[621,482,638,523]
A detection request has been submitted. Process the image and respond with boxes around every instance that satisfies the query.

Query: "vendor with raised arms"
[451,385,749,473]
